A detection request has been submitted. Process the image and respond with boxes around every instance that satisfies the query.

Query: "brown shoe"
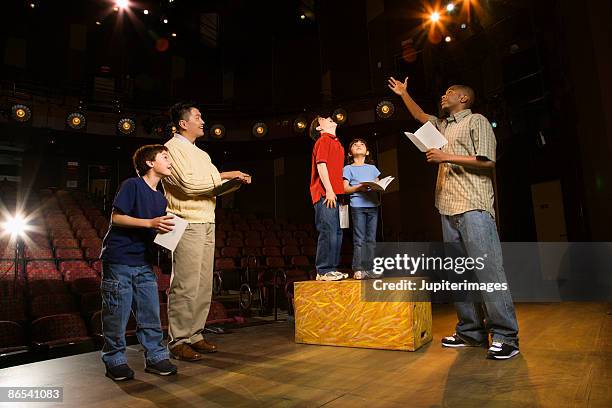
[191,339,218,354]
[169,344,203,361]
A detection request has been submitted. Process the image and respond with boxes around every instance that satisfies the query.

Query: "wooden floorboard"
[0,302,610,407]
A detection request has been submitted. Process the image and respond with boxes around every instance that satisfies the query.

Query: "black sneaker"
[487,341,520,360]
[105,364,135,381]
[145,359,178,376]
[441,333,486,348]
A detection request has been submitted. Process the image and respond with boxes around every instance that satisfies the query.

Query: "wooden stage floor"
[1,302,610,407]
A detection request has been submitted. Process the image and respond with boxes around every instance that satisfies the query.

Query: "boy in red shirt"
[309,116,347,281]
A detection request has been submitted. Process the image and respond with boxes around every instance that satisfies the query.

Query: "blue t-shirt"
[100,177,167,266]
[342,164,381,208]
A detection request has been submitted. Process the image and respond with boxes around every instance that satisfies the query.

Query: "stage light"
[446,3,455,12]
[2,214,29,238]
[293,117,307,133]
[115,0,129,9]
[430,12,440,22]
[460,23,467,29]
[491,121,498,128]
[163,18,168,24]
[376,101,395,119]
[113,7,119,12]
[332,108,347,125]
[300,14,306,20]
[117,118,136,135]
[95,21,101,25]
[11,104,31,122]
[67,112,86,130]
[171,33,177,37]
[252,122,268,138]
[210,124,226,139]
[30,3,35,8]
[143,9,149,15]
[445,36,452,42]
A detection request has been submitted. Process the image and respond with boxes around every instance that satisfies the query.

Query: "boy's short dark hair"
[170,101,197,130]
[309,116,322,141]
[450,85,475,108]
[133,144,168,176]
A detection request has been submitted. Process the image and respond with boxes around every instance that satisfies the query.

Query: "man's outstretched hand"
[388,76,409,95]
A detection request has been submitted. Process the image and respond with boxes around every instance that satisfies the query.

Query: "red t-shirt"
[310,133,345,204]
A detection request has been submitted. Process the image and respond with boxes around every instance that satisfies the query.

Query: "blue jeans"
[314,197,343,274]
[351,207,378,271]
[101,262,169,368]
[441,210,519,347]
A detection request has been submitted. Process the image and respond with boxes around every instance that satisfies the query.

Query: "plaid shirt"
[429,109,497,217]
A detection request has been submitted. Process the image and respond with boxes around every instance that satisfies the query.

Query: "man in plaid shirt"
[389,77,520,360]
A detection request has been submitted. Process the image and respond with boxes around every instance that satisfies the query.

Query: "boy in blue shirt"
[343,138,382,279]
[100,144,178,381]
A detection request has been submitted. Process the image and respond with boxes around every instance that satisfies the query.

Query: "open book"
[153,213,188,252]
[212,178,242,197]
[360,176,395,192]
[404,121,448,152]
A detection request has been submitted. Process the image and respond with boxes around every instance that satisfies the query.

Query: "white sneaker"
[316,271,348,281]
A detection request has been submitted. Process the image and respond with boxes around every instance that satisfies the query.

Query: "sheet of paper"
[153,213,188,252]
[339,204,350,229]
[404,121,448,152]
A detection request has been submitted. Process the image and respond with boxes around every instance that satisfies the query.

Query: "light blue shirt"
[343,164,381,208]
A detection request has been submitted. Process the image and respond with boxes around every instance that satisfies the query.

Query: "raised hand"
[388,76,408,95]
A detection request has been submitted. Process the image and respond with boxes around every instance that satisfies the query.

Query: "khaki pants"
[167,223,215,347]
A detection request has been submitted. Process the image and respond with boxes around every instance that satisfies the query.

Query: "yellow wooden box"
[294,279,432,351]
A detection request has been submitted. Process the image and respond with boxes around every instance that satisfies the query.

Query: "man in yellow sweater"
[163,102,251,361]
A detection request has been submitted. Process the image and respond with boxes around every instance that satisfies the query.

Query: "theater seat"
[0,321,29,355]
[30,293,77,319]
[55,248,83,260]
[31,314,92,348]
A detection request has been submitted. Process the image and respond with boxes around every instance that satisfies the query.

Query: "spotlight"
[30,3,35,8]
[143,9,149,15]
[376,101,395,119]
[117,118,136,135]
[332,108,347,125]
[491,121,498,128]
[113,7,119,12]
[163,18,168,24]
[252,122,268,138]
[460,23,467,29]
[210,124,226,139]
[171,33,177,37]
[446,3,455,12]
[11,104,32,122]
[445,36,452,43]
[300,14,306,20]
[429,12,440,22]
[67,112,86,130]
[293,117,307,133]
[95,21,101,25]
[2,214,29,238]
[115,0,129,9]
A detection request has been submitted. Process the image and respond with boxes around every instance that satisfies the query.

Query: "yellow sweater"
[162,136,222,223]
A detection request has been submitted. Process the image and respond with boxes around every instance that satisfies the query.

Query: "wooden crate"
[294,279,432,351]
